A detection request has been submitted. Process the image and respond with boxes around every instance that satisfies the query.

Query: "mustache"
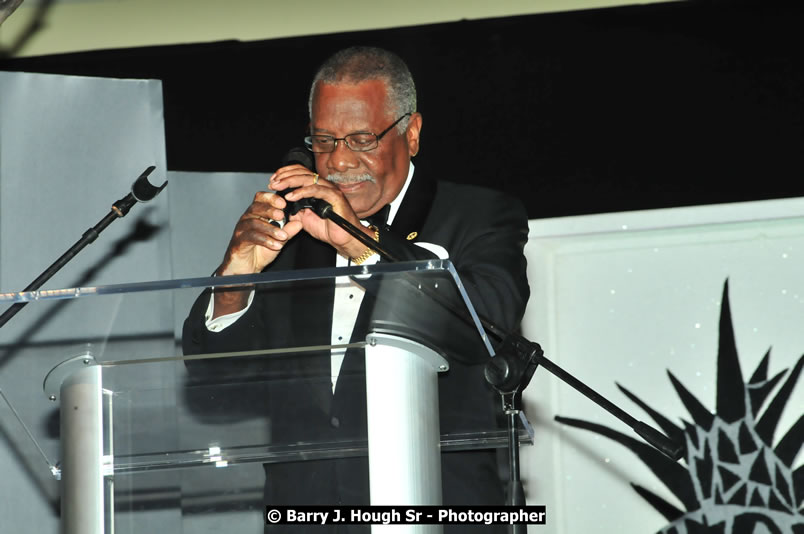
[325,172,376,185]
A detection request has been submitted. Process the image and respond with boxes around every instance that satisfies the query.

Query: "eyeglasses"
[304,113,411,153]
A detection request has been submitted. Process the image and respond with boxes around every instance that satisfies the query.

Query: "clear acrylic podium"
[0,260,531,533]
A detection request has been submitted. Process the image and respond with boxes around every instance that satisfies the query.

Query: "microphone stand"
[315,203,400,263]
[301,197,684,458]
[295,196,683,533]
[0,166,167,329]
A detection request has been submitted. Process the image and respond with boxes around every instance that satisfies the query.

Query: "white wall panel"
[521,199,804,533]
[0,71,168,533]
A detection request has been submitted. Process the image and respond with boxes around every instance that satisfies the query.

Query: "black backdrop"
[1,0,802,219]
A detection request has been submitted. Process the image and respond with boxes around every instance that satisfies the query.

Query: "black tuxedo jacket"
[183,168,530,531]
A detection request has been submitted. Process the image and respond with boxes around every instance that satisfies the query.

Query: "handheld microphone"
[278,147,328,218]
[275,148,386,258]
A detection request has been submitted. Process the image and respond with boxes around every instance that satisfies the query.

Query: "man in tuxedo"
[183,46,530,532]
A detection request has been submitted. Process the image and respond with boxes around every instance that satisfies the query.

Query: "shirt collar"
[385,161,415,225]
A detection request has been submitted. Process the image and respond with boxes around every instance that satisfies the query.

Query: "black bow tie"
[364,204,391,229]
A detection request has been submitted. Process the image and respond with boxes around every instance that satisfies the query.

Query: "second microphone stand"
[0,166,167,330]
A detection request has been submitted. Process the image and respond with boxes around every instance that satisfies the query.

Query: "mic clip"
[279,188,331,220]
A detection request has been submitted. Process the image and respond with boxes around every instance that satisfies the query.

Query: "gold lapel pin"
[406,232,418,240]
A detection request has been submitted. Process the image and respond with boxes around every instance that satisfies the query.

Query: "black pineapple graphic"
[557,281,803,534]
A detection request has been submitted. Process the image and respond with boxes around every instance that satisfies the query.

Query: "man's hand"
[271,165,377,260]
[212,164,376,318]
[211,169,305,318]
[217,178,305,278]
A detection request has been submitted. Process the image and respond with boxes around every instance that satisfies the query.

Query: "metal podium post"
[364,332,449,533]
[56,358,112,534]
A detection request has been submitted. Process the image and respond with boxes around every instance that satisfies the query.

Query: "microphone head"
[278,148,319,218]
[281,147,314,170]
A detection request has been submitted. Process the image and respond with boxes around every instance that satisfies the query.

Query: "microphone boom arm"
[305,197,684,461]
[312,200,400,263]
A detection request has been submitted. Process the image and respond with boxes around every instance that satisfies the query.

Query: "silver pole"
[364,332,448,534]
[60,364,105,534]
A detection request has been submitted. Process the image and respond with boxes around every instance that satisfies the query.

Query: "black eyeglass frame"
[304,113,412,153]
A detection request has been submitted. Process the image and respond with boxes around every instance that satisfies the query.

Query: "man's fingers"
[236,218,288,242]
[271,166,321,192]
[284,183,340,206]
[241,229,284,251]
[243,192,289,222]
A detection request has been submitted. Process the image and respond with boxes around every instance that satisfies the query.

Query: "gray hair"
[308,46,417,134]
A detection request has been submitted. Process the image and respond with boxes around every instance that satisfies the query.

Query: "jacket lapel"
[387,167,436,244]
